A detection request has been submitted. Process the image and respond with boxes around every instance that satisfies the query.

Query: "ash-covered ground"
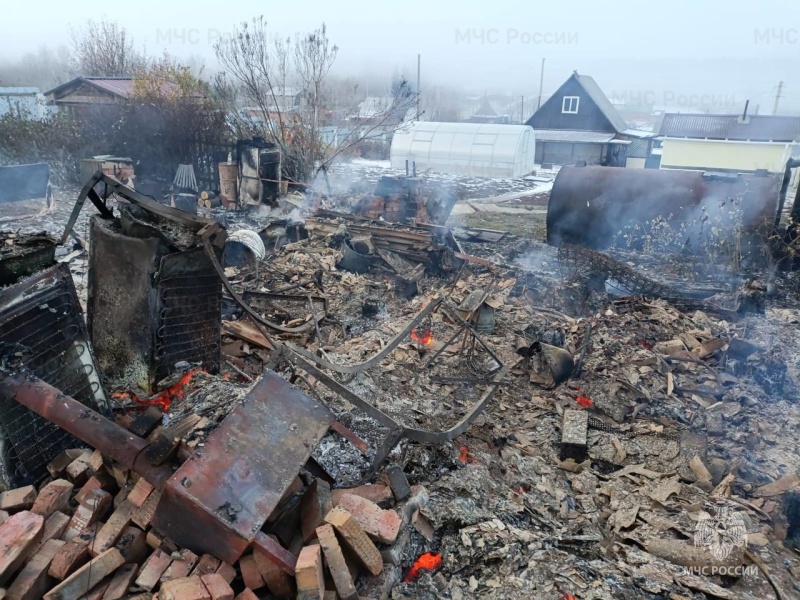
[4,161,800,599]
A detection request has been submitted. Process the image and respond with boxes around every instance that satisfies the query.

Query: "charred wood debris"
[0,170,798,600]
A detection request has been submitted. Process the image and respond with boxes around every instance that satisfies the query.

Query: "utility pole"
[416,53,421,120]
[536,58,546,111]
[773,81,784,115]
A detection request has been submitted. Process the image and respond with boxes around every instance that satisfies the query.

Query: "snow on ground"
[328,158,556,205]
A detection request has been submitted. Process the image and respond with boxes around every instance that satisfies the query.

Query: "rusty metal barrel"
[546,166,783,250]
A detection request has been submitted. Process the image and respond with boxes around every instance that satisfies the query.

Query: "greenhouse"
[390,121,536,178]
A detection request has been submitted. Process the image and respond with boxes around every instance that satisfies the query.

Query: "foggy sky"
[4,0,800,112]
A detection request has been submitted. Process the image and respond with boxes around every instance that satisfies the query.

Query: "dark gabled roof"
[658,113,800,142]
[45,77,134,99]
[526,72,629,133]
[572,73,629,133]
[45,77,190,100]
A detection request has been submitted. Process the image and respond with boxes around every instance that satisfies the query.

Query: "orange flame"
[410,327,433,346]
[575,396,593,408]
[404,552,442,582]
[112,368,202,412]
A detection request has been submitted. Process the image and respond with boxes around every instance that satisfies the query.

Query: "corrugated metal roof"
[85,77,137,97]
[534,129,616,143]
[658,113,800,142]
[573,74,629,133]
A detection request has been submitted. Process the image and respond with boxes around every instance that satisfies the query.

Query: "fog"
[2,0,800,112]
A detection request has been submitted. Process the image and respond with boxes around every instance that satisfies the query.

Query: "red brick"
[101,562,138,600]
[190,554,221,578]
[0,487,37,512]
[316,524,357,600]
[200,573,234,600]
[160,548,198,583]
[126,479,154,508]
[238,554,264,590]
[48,538,90,581]
[252,544,293,597]
[233,591,258,600]
[159,576,211,600]
[130,489,161,530]
[324,508,382,576]
[31,480,74,519]
[215,562,236,585]
[43,547,124,600]
[333,493,402,544]
[295,545,324,600]
[114,526,147,564]
[90,501,136,557]
[47,450,85,479]
[65,489,112,542]
[331,485,392,507]
[6,537,63,600]
[133,549,171,591]
[31,512,70,555]
[0,511,44,584]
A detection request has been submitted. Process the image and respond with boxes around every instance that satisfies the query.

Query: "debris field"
[0,169,798,600]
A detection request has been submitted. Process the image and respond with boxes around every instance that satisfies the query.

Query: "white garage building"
[390,122,536,178]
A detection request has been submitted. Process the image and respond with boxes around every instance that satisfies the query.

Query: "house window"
[562,96,579,114]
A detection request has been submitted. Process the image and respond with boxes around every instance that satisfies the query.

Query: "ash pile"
[0,169,798,600]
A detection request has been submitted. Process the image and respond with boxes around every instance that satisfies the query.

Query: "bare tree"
[0,45,73,91]
[70,18,146,77]
[214,17,417,183]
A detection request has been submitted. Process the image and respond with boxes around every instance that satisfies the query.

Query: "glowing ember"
[112,368,202,412]
[410,326,433,346]
[575,396,593,408]
[404,552,442,582]
[458,445,473,463]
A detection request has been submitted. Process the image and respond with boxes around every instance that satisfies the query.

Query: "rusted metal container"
[88,213,221,393]
[547,166,783,250]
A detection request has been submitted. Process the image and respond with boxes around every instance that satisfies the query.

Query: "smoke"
[513,242,559,273]
[547,168,779,266]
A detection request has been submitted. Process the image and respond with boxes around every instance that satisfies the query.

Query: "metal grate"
[0,266,107,485]
[153,274,221,384]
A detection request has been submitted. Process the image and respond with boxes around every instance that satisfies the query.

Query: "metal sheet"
[547,166,782,250]
[153,371,332,564]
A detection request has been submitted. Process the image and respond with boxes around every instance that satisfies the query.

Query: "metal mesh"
[153,274,221,384]
[0,284,106,485]
[558,244,677,299]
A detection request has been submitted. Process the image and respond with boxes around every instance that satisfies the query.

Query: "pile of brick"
[0,439,429,599]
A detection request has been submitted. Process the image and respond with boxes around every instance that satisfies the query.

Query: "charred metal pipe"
[0,373,174,486]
